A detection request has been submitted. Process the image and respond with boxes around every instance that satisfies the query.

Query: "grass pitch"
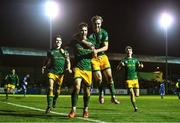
[0,94,180,122]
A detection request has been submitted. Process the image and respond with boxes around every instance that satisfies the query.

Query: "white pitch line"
[0,101,106,123]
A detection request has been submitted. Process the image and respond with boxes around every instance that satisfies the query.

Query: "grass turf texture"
[0,94,180,122]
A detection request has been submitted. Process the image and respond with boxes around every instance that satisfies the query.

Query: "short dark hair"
[78,22,88,29]
[55,34,62,39]
[125,46,132,52]
[91,15,103,23]
[54,34,62,42]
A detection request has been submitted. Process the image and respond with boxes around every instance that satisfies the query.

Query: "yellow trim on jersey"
[74,67,92,87]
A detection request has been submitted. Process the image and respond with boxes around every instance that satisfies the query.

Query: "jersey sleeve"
[136,59,140,67]
[102,29,109,43]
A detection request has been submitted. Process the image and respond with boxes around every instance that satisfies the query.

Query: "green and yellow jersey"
[88,28,108,56]
[5,74,19,86]
[47,48,68,75]
[74,40,93,71]
[121,57,140,80]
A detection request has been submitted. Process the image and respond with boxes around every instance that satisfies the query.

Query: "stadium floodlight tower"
[159,12,173,82]
[45,0,59,49]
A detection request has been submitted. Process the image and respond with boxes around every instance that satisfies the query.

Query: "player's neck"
[128,54,132,58]
[56,46,61,49]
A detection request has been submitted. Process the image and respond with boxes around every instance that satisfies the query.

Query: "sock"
[109,82,115,98]
[83,88,90,109]
[47,87,54,108]
[47,95,53,108]
[99,83,104,97]
[72,107,76,112]
[5,89,8,99]
[71,89,78,108]
[53,92,59,105]
[84,107,88,112]
[24,89,27,96]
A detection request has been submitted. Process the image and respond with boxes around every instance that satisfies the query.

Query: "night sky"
[1,0,180,57]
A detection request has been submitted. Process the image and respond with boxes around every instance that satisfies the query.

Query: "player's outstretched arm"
[116,62,124,71]
[65,51,72,73]
[41,58,51,74]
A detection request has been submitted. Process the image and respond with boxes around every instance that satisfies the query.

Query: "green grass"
[0,94,180,122]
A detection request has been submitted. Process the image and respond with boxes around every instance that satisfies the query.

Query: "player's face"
[12,69,15,74]
[127,48,133,56]
[80,26,88,37]
[92,19,102,33]
[55,37,62,48]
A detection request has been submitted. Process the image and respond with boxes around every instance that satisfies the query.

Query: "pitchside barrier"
[0,87,148,95]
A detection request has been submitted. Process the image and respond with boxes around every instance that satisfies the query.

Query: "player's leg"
[160,91,164,99]
[133,81,139,111]
[24,88,27,97]
[4,84,8,99]
[91,57,104,103]
[93,71,104,104]
[177,89,180,99]
[134,88,139,97]
[82,85,91,118]
[45,78,54,114]
[12,87,16,95]
[53,75,64,108]
[53,84,61,108]
[129,88,138,112]
[127,80,137,112]
[103,68,119,104]
[22,85,27,97]
[68,78,82,118]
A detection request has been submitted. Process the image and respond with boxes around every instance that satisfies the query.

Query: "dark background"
[0,0,180,56]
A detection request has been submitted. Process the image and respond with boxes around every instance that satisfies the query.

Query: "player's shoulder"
[60,48,66,54]
[132,57,138,61]
[101,28,108,34]
[101,28,107,32]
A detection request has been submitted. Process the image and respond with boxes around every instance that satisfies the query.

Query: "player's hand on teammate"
[93,49,97,57]
[66,68,72,73]
[82,40,94,49]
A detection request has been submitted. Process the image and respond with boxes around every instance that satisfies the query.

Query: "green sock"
[99,83,104,97]
[84,95,90,108]
[109,83,115,97]
[5,89,8,99]
[47,95,53,108]
[53,93,59,104]
[71,90,78,107]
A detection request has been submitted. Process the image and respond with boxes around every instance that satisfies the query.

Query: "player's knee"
[56,89,61,94]
[106,75,113,83]
[95,76,102,83]
[129,88,134,94]
[75,86,81,94]
[136,94,139,97]
[108,81,114,86]
[49,87,53,92]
